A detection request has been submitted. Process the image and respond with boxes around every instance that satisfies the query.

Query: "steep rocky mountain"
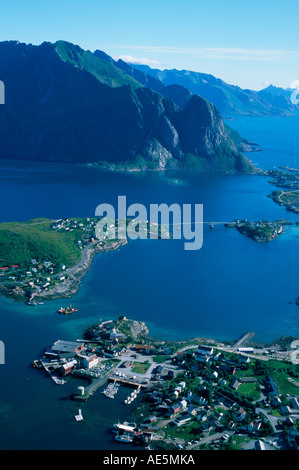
[0,40,256,173]
[130,64,298,117]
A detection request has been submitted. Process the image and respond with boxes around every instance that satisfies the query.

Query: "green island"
[33,316,299,451]
[0,217,170,303]
[224,218,296,242]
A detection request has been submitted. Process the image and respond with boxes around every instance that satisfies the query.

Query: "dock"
[233,332,255,349]
[108,376,148,389]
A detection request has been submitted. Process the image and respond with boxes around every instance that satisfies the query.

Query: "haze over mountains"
[0,40,291,174]
[129,64,298,118]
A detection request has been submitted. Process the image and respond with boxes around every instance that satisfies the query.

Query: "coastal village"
[33,316,299,451]
[0,214,298,304]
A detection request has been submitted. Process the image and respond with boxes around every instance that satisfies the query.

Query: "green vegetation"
[0,218,82,268]
[131,362,151,374]
[237,382,261,401]
[55,41,141,90]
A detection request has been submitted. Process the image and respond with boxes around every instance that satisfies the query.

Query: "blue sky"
[1,0,298,89]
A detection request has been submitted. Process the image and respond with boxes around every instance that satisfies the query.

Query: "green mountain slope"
[0,40,256,173]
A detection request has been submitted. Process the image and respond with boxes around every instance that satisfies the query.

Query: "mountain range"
[129,64,298,118]
[0,40,271,174]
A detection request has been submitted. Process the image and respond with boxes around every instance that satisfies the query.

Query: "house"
[211,371,218,379]
[255,440,265,450]
[247,421,262,434]
[280,405,291,415]
[109,328,126,341]
[179,399,188,410]
[219,365,236,375]
[60,359,78,375]
[285,416,294,426]
[192,395,208,406]
[240,355,251,364]
[195,345,214,360]
[195,355,210,363]
[235,407,246,422]
[230,378,240,390]
[264,376,280,397]
[188,405,197,416]
[134,344,153,354]
[169,404,181,418]
[287,427,298,447]
[290,397,299,410]
[271,397,282,407]
[82,355,99,369]
[173,413,192,427]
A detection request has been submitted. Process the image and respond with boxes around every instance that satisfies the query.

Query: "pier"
[108,376,148,389]
[233,332,255,349]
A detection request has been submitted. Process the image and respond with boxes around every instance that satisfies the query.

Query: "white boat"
[112,422,136,434]
[115,433,133,443]
[75,409,83,421]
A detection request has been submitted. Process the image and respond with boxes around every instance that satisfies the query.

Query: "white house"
[82,355,99,369]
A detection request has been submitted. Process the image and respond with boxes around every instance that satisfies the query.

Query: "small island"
[225,219,287,242]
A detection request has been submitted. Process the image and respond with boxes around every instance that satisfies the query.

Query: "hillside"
[0,218,81,268]
[0,40,256,174]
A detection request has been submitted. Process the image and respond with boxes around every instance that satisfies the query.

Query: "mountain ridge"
[129,63,298,117]
[0,40,257,174]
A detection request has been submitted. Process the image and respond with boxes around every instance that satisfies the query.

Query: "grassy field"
[234,358,299,396]
[131,362,151,374]
[237,382,261,400]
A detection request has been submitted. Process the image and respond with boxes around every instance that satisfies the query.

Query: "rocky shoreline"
[32,239,128,302]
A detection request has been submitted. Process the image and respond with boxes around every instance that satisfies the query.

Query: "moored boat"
[115,433,133,443]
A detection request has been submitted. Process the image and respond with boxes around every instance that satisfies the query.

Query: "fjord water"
[0,114,298,449]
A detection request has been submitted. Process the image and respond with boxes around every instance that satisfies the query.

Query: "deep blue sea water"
[0,114,298,449]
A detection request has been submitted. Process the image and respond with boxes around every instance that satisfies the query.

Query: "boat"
[32,360,42,369]
[209,224,215,229]
[103,382,119,398]
[115,433,133,443]
[75,409,83,421]
[57,305,78,315]
[112,422,136,434]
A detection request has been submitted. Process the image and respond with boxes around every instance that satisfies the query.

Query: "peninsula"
[0,217,170,303]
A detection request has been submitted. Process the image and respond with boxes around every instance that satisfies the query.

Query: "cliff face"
[0,40,256,173]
